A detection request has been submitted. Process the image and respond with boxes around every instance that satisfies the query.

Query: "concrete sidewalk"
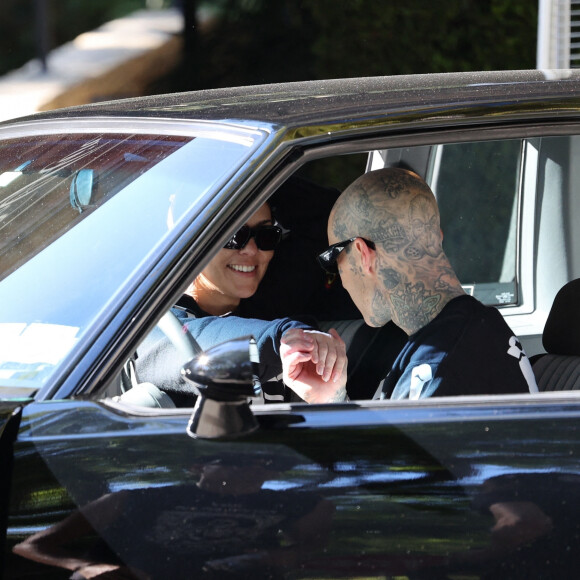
[0,8,183,122]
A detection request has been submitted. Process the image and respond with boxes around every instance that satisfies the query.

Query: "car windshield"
[0,126,261,398]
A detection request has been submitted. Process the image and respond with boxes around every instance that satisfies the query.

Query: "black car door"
[0,403,22,580]
[5,395,580,580]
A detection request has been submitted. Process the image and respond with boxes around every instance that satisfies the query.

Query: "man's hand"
[280,328,347,403]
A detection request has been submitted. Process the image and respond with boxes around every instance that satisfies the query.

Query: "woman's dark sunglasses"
[317,237,375,274]
[224,224,282,251]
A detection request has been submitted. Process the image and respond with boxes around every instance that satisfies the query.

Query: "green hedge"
[2,1,539,91]
[188,0,538,90]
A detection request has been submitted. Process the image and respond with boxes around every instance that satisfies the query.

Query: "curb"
[0,8,183,122]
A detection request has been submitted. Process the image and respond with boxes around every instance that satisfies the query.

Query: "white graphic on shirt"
[409,363,433,399]
[507,336,539,393]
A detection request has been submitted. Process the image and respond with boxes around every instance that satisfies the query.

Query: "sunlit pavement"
[0,9,183,122]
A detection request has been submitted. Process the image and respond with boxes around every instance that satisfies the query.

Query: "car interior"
[3,128,580,409]
[108,133,580,408]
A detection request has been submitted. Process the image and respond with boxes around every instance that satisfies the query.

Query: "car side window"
[431,140,521,307]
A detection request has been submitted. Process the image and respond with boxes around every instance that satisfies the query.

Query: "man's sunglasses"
[317,237,375,274]
[224,224,282,251]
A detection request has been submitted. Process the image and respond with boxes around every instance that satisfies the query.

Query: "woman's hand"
[280,328,347,403]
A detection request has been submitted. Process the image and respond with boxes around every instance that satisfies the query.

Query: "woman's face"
[196,203,275,311]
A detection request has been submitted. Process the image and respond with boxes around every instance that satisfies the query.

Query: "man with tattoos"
[307,167,537,400]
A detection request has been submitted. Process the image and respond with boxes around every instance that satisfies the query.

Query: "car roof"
[5,70,580,129]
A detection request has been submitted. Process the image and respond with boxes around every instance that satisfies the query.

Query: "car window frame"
[233,120,580,408]
[0,117,275,402]
[39,117,580,406]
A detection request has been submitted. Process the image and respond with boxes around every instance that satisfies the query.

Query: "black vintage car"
[2,70,580,579]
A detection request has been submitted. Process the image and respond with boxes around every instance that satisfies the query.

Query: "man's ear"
[355,238,376,275]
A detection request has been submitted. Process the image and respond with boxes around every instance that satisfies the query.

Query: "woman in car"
[177,202,281,317]
[135,202,347,405]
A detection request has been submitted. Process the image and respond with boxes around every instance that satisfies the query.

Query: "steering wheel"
[156,309,202,363]
[109,310,202,408]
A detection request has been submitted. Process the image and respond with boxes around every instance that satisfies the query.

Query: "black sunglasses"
[317,237,376,274]
[224,224,282,251]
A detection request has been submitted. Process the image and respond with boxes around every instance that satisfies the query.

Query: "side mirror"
[182,336,261,439]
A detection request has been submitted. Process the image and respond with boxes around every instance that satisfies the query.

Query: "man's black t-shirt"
[380,295,538,399]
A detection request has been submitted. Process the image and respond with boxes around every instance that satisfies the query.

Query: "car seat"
[532,278,580,391]
[240,175,361,321]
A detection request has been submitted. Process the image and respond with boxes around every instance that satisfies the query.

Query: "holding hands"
[280,328,348,403]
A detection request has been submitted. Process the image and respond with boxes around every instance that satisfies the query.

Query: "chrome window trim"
[0,116,272,146]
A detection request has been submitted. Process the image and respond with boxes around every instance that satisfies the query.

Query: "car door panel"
[5,398,580,579]
[0,404,22,580]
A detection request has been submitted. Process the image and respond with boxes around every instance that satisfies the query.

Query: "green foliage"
[305,0,538,76]
[187,0,317,89]
[185,0,538,91]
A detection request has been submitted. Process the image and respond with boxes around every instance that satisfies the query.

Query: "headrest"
[543,279,580,355]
